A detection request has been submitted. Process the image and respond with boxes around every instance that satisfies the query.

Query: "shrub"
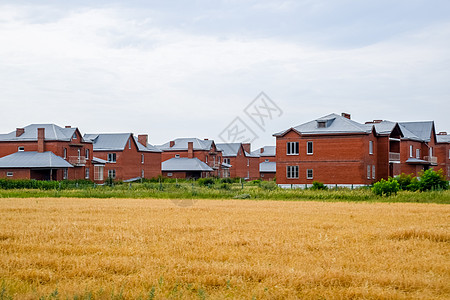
[311,181,327,190]
[220,178,233,184]
[220,183,231,190]
[418,169,449,191]
[197,178,215,186]
[260,181,278,190]
[372,178,400,197]
[396,173,415,190]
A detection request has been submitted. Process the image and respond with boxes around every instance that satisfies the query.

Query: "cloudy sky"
[1,0,449,148]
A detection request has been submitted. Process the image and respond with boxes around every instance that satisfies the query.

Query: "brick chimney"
[260,147,264,154]
[169,141,175,147]
[438,132,448,135]
[242,143,251,153]
[204,138,209,140]
[341,113,351,119]
[138,134,148,146]
[65,125,71,128]
[16,128,24,137]
[365,120,382,124]
[188,142,194,158]
[37,128,45,153]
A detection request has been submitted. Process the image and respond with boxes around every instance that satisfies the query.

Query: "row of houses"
[0,125,275,182]
[0,112,449,185]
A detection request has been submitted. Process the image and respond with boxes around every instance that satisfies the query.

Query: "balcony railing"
[68,156,87,166]
[424,156,438,165]
[389,152,400,162]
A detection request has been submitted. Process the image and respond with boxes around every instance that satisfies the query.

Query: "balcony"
[424,156,438,165]
[389,152,400,162]
[68,156,87,166]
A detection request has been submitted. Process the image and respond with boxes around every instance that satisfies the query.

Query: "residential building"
[251,146,276,180]
[216,143,259,179]
[436,132,450,180]
[157,138,226,178]
[0,124,93,180]
[273,113,403,187]
[84,133,161,182]
[162,157,213,179]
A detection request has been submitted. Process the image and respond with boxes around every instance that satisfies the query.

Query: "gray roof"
[373,121,397,135]
[0,124,81,142]
[251,146,276,157]
[273,113,373,136]
[92,157,107,164]
[216,143,241,157]
[84,133,132,151]
[133,137,162,153]
[0,151,73,168]
[399,121,434,142]
[162,157,213,172]
[259,161,276,173]
[157,138,214,151]
[437,134,450,143]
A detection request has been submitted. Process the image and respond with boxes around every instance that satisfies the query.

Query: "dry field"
[0,198,449,299]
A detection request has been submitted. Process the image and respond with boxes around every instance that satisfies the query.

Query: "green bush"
[311,181,327,190]
[372,177,400,197]
[259,180,278,190]
[197,177,215,186]
[220,178,233,184]
[395,173,415,190]
[418,169,449,191]
[219,183,231,190]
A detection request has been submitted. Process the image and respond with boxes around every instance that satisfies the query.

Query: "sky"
[1,0,449,149]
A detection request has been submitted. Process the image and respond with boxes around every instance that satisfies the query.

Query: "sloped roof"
[437,135,450,143]
[216,143,241,157]
[0,151,73,168]
[273,113,372,137]
[373,121,397,135]
[0,124,80,142]
[133,137,162,153]
[399,121,434,142]
[84,133,132,151]
[92,157,107,164]
[251,146,276,157]
[162,157,213,172]
[259,161,276,173]
[157,138,214,151]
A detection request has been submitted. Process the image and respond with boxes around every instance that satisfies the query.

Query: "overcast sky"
[1,0,449,148]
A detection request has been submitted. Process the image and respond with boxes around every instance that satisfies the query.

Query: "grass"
[0,198,449,299]
[0,182,449,204]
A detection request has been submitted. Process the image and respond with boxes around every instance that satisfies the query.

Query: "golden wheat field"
[0,198,449,299]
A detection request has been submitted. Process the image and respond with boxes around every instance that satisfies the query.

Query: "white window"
[85,149,89,159]
[223,169,230,178]
[63,168,68,180]
[409,145,413,157]
[94,165,104,181]
[307,141,313,155]
[306,169,313,179]
[63,148,67,159]
[107,153,116,163]
[367,165,371,179]
[18,146,24,151]
[448,149,450,159]
[72,133,76,140]
[265,159,269,162]
[429,147,433,157]
[175,154,180,158]
[6,172,13,177]
[167,172,173,177]
[141,154,144,164]
[85,168,90,179]
[108,169,116,179]
[223,158,230,164]
[77,149,81,159]
[287,166,299,179]
[128,139,131,149]
[287,142,299,155]
[372,165,376,179]
[416,149,420,159]
[205,156,208,163]
[247,159,249,167]
[369,141,373,155]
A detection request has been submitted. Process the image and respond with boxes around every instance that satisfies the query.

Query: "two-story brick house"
[436,132,450,180]
[273,113,404,187]
[157,138,226,178]
[216,143,260,180]
[84,133,161,181]
[251,146,276,180]
[0,124,93,180]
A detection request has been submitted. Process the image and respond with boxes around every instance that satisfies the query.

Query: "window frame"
[18,146,24,151]
[367,165,371,179]
[107,153,116,163]
[416,149,420,159]
[6,172,13,177]
[306,169,313,179]
[108,169,116,179]
[286,142,299,155]
[307,141,313,155]
[369,141,373,155]
[409,145,413,157]
[286,165,299,179]
[85,167,90,179]
[372,165,376,179]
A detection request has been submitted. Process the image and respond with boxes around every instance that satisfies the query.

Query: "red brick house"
[0,124,93,180]
[251,146,276,180]
[273,113,403,187]
[157,138,226,178]
[216,143,260,180]
[84,133,161,182]
[436,132,450,180]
